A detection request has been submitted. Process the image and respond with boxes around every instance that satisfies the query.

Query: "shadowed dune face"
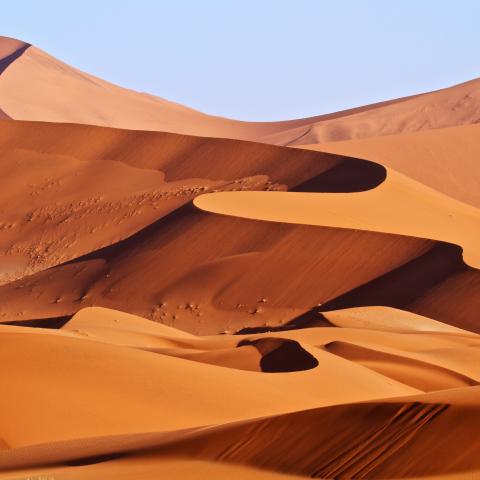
[292,157,386,192]
[193,166,480,331]
[237,338,319,372]
[0,212,432,333]
[0,37,30,76]
[301,123,480,208]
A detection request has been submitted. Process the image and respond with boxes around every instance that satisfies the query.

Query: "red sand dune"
[0,35,479,479]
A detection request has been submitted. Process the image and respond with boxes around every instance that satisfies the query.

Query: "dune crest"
[194,169,480,268]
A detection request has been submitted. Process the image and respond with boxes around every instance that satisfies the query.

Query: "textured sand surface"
[0,35,479,479]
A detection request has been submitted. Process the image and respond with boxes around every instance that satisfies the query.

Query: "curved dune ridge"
[299,123,480,208]
[0,35,479,479]
[0,119,445,334]
[193,169,480,268]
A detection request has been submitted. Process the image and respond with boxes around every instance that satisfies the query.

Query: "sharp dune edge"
[0,35,479,479]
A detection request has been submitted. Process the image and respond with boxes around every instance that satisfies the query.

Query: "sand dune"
[0,37,29,75]
[0,317,420,448]
[1,35,480,146]
[193,168,480,331]
[0,36,307,140]
[261,77,480,145]
[194,169,480,268]
[1,34,479,479]
[0,119,476,334]
[0,119,442,333]
[0,306,479,478]
[300,123,480,208]
[322,306,471,334]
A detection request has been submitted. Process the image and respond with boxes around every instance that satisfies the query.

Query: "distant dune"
[0,35,479,479]
[1,35,479,145]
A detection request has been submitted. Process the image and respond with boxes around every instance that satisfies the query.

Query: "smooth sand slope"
[194,169,480,268]
[0,307,478,478]
[261,77,480,145]
[300,123,480,208]
[0,36,310,140]
[1,35,480,145]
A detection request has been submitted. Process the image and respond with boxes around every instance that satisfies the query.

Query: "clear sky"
[3,0,480,121]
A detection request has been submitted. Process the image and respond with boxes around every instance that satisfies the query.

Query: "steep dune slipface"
[0,37,30,75]
[300,123,480,208]
[0,119,331,286]
[194,167,480,332]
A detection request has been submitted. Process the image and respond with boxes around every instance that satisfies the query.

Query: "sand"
[299,123,480,208]
[1,35,480,146]
[194,169,480,268]
[0,34,479,479]
[0,307,478,477]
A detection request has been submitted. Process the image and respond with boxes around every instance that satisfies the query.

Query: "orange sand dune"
[0,37,29,75]
[0,306,479,478]
[0,119,446,334]
[322,306,471,334]
[1,35,480,146]
[0,459,305,480]
[194,170,480,268]
[300,123,480,208]
[0,36,308,140]
[261,77,480,145]
[193,168,480,331]
[1,34,479,479]
[0,322,420,448]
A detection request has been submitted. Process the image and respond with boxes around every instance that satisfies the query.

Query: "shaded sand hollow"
[0,34,479,479]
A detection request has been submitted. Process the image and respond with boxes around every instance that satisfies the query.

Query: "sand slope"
[0,307,478,478]
[194,169,480,268]
[0,119,444,334]
[1,36,480,146]
[300,123,480,208]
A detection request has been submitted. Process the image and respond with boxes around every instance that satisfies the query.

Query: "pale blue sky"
[3,1,480,120]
